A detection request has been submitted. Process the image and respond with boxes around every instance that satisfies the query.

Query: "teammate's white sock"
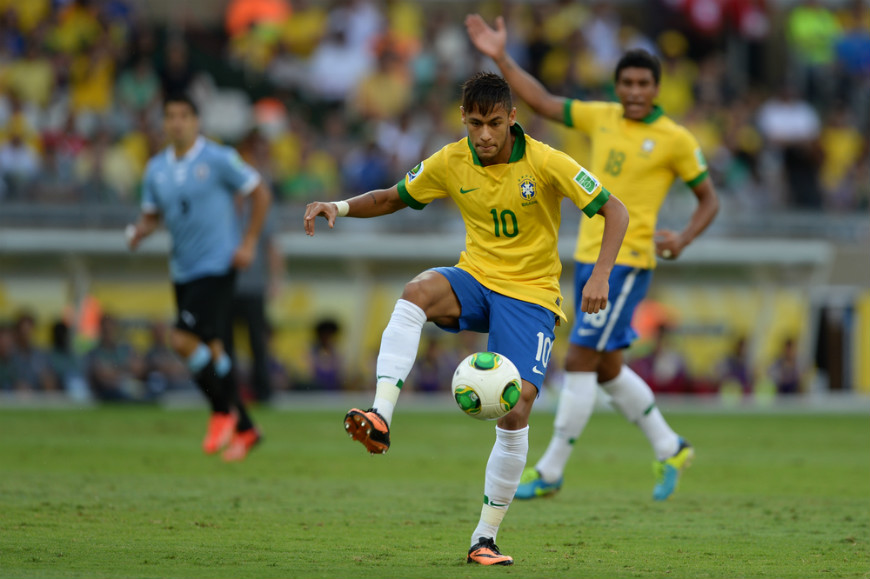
[372,299,427,426]
[471,426,528,546]
[535,372,597,483]
[601,365,679,460]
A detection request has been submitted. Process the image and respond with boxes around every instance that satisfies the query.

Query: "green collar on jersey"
[467,122,526,166]
[638,104,665,124]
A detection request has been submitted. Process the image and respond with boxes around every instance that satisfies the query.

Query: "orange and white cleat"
[222,428,263,462]
[202,412,237,454]
[343,408,390,455]
[467,537,514,566]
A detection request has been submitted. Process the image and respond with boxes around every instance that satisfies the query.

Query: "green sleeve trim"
[396,179,426,210]
[582,187,610,218]
[563,99,574,127]
[685,170,709,188]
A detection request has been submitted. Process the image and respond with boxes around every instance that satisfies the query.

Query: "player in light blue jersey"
[127,94,272,461]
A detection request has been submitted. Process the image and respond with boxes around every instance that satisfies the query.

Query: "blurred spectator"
[408,333,458,394]
[159,39,194,97]
[264,322,291,393]
[47,318,89,400]
[116,57,161,117]
[351,50,412,121]
[819,102,867,210]
[787,0,843,106]
[768,337,804,395]
[307,318,344,391]
[715,336,753,396]
[12,311,58,391]
[85,313,145,401]
[629,325,692,394]
[757,85,823,208]
[0,122,40,199]
[0,323,20,391]
[143,319,191,395]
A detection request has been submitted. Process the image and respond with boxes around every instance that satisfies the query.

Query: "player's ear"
[509,106,517,126]
[460,106,466,125]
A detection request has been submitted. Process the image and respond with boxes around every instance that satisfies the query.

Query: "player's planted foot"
[514,467,563,500]
[202,411,237,454]
[222,428,262,462]
[344,408,390,455]
[653,438,694,501]
[467,537,514,566]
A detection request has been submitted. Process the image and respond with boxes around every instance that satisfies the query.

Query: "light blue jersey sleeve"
[218,147,260,196]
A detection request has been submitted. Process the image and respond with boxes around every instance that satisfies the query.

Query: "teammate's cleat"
[202,412,237,454]
[343,408,390,455]
[514,467,563,500]
[221,428,262,462]
[653,438,695,501]
[467,537,514,566]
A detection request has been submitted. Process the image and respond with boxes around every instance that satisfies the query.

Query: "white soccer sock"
[601,365,679,461]
[471,426,528,546]
[372,299,427,426]
[535,372,597,483]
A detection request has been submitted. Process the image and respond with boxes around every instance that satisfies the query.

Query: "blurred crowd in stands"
[0,0,868,213]
[0,307,810,402]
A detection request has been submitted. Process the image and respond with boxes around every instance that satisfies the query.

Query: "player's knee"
[498,383,536,429]
[170,327,199,358]
[564,344,601,372]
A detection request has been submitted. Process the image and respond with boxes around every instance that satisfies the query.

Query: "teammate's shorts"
[431,266,556,390]
[173,270,236,342]
[569,262,652,352]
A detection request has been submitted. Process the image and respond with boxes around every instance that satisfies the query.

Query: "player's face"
[461,104,517,165]
[163,102,200,146]
[615,67,659,121]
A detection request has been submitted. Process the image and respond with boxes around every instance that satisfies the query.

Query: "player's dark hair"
[461,72,512,117]
[615,49,661,85]
[164,93,199,116]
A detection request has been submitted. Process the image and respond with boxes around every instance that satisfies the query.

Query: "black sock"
[217,370,255,431]
[194,361,232,414]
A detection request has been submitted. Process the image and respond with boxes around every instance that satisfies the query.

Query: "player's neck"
[172,137,198,160]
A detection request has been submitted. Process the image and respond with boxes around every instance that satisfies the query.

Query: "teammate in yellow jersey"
[304,72,628,566]
[467,15,719,502]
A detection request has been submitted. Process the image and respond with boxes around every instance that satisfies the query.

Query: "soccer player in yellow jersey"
[304,72,628,566]
[467,15,719,502]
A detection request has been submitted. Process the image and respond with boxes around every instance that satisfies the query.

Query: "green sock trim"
[643,403,656,416]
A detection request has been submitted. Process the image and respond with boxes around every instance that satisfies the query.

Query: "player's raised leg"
[601,365,693,500]
[345,271,460,455]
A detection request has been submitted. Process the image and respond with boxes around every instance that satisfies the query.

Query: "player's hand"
[232,241,256,269]
[654,229,684,260]
[580,276,609,314]
[303,201,338,236]
[465,14,507,60]
[125,224,141,251]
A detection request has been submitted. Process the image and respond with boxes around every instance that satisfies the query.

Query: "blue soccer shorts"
[431,266,557,390]
[569,262,652,352]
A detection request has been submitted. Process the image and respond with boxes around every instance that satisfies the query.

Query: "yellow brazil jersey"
[564,100,708,269]
[397,123,610,323]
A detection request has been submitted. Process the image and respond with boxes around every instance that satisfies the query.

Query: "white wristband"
[333,201,350,217]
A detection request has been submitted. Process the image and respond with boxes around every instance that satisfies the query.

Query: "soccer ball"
[452,352,523,421]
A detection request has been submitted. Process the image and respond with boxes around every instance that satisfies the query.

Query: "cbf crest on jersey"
[407,162,424,182]
[519,175,538,207]
[641,138,656,155]
[194,163,210,180]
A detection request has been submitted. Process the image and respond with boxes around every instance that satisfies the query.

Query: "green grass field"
[1,404,868,578]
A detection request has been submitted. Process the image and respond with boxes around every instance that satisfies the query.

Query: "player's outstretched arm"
[125,212,160,251]
[465,14,565,123]
[655,177,719,260]
[304,185,407,236]
[582,195,629,314]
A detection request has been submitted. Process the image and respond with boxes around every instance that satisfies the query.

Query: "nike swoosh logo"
[532,366,544,376]
[489,501,508,507]
[459,187,479,194]
[578,328,598,336]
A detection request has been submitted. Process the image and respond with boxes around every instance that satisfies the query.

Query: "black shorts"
[173,270,236,342]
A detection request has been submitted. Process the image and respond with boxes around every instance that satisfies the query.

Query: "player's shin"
[187,343,230,413]
[471,425,528,545]
[535,372,597,482]
[601,365,679,460]
[372,299,427,425]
